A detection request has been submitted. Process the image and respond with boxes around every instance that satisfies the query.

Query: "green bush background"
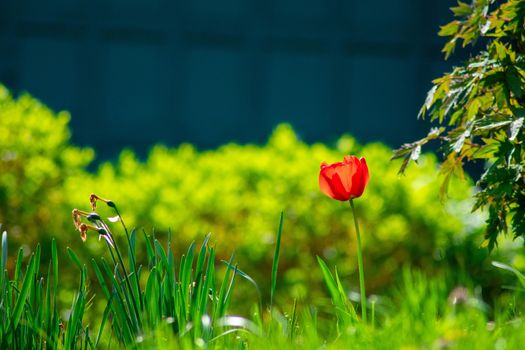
[1,85,519,307]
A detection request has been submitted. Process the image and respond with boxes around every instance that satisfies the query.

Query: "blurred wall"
[0,0,458,159]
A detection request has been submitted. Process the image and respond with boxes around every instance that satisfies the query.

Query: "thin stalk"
[113,205,134,266]
[112,204,143,310]
[110,235,143,330]
[103,239,136,334]
[101,221,143,331]
[371,299,375,328]
[350,199,367,323]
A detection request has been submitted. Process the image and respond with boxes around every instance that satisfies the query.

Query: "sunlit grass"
[1,202,525,350]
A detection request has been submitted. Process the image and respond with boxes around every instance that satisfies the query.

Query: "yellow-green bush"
[65,125,489,303]
[1,85,507,306]
[0,85,93,248]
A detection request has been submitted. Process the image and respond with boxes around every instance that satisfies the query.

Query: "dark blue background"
[1,0,460,160]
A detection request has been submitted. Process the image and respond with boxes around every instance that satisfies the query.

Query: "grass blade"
[128,229,142,311]
[12,253,36,328]
[1,229,6,289]
[67,247,82,271]
[199,247,215,316]
[196,234,211,278]
[65,290,86,349]
[143,230,156,269]
[270,212,284,310]
[216,254,236,319]
[1,229,7,278]
[154,239,169,270]
[51,239,58,302]
[317,256,339,303]
[492,261,525,289]
[182,241,196,294]
[14,247,24,285]
[95,293,114,347]
[145,266,160,327]
[221,260,262,313]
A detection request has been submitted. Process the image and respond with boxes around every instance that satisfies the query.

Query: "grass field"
[1,201,524,349]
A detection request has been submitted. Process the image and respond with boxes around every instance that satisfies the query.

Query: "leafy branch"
[393,0,525,250]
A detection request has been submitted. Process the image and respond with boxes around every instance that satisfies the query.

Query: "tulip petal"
[351,157,369,198]
[320,164,350,201]
[332,172,351,200]
[319,169,337,199]
[339,156,359,193]
[360,157,370,189]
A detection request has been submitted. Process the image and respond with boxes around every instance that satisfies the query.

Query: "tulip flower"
[319,155,369,201]
[319,155,370,322]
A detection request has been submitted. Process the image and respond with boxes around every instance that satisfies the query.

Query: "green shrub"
[0,84,507,305]
[0,85,93,247]
[66,125,489,303]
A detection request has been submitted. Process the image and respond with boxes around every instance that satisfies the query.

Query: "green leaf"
[99,258,136,340]
[67,247,82,271]
[14,247,24,284]
[200,247,215,316]
[494,41,507,61]
[154,239,168,270]
[221,260,262,313]
[270,212,284,310]
[65,290,87,349]
[410,144,421,162]
[467,98,481,119]
[452,124,472,153]
[181,241,195,300]
[317,257,339,304]
[439,153,465,199]
[51,239,58,298]
[472,143,498,159]
[510,194,525,237]
[506,68,522,98]
[439,21,461,36]
[1,230,7,279]
[90,259,111,300]
[509,117,523,141]
[12,254,36,329]
[511,107,525,118]
[143,230,156,269]
[334,269,357,319]
[451,1,472,17]
[480,19,491,34]
[195,233,211,279]
[392,126,442,174]
[419,86,438,119]
[442,39,457,59]
[215,253,236,319]
[492,261,525,289]
[145,267,159,326]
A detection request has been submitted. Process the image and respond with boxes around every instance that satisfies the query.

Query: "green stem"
[113,205,143,311]
[350,199,367,323]
[101,222,142,331]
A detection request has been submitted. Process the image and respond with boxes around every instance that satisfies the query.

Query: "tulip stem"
[350,199,367,323]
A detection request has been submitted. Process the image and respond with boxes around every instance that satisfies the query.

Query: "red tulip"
[319,155,369,201]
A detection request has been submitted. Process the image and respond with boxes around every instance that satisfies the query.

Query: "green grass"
[0,230,91,349]
[1,205,524,349]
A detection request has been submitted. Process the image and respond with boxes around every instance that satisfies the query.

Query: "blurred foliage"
[393,0,525,250]
[0,83,515,308]
[0,85,93,249]
[66,125,492,304]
